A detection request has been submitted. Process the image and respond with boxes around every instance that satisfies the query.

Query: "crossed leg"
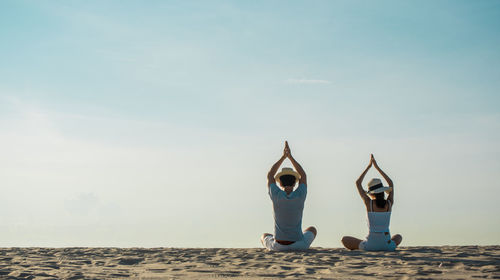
[261,227,317,246]
[341,236,363,250]
[304,226,317,237]
[261,233,272,245]
[392,234,402,246]
[342,234,403,250]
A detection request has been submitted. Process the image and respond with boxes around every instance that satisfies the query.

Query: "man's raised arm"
[267,149,287,187]
[285,141,307,186]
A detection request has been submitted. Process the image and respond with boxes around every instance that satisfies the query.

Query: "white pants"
[261,231,315,251]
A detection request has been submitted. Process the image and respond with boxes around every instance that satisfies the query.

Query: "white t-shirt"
[268,183,307,241]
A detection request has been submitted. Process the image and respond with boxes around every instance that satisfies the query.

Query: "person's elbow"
[267,173,274,181]
[267,175,276,185]
[299,175,307,184]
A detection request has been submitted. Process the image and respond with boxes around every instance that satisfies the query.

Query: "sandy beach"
[0,246,498,279]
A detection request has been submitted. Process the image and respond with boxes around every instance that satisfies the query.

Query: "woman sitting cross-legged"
[341,154,402,251]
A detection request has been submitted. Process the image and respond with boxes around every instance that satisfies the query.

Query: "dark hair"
[279,175,296,187]
[374,192,386,209]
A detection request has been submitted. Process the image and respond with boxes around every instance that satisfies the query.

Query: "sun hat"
[367,178,392,194]
[275,167,301,181]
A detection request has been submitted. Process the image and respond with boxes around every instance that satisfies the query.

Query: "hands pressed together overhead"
[283,141,292,158]
[269,140,306,185]
[370,154,380,168]
[366,153,380,170]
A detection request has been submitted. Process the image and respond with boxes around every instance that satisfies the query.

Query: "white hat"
[275,167,301,181]
[367,178,392,194]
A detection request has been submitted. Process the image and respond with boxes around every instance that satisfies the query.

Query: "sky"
[0,0,499,248]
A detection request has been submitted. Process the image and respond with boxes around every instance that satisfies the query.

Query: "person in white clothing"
[341,154,402,251]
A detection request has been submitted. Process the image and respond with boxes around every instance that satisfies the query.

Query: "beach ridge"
[1,245,498,279]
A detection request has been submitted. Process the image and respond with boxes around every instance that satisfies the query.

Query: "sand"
[0,246,498,279]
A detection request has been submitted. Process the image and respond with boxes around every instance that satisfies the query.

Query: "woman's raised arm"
[371,154,394,204]
[356,159,372,206]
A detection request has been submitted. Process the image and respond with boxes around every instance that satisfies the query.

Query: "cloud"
[285,78,332,84]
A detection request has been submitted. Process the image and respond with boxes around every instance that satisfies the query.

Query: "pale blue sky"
[1,1,499,247]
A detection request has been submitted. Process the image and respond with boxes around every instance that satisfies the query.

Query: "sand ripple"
[0,246,498,279]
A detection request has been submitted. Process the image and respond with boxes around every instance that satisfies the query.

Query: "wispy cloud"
[285,78,332,85]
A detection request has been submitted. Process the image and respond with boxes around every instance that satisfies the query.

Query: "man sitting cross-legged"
[261,141,317,251]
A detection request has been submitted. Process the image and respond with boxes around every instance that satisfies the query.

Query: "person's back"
[366,197,391,233]
[269,180,306,241]
[361,199,394,251]
[261,141,317,251]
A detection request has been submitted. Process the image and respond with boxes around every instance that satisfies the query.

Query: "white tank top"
[366,200,391,233]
